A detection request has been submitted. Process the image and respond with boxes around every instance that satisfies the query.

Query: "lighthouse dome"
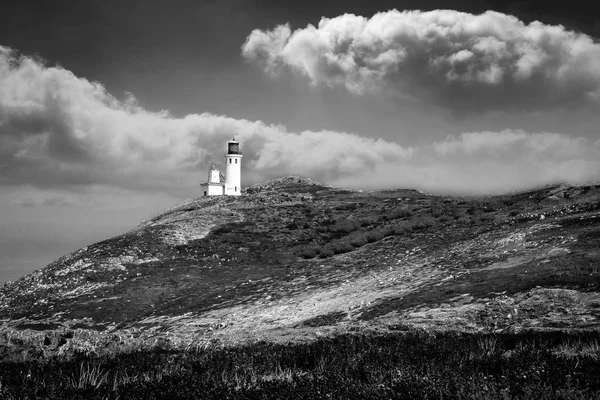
[227,138,241,155]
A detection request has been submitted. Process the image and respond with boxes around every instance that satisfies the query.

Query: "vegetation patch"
[15,323,60,331]
[2,331,600,399]
[297,311,347,327]
[1,178,600,366]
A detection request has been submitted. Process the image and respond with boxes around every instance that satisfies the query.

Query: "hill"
[1,176,600,359]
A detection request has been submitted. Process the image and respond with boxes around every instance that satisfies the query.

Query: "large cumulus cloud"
[0,46,411,192]
[242,10,600,112]
[0,45,598,195]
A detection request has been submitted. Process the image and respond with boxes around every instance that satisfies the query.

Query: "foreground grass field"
[2,330,600,399]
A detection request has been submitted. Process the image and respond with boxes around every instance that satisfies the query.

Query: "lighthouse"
[224,138,242,196]
[200,138,242,196]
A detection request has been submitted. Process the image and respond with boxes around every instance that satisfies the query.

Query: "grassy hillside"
[0,177,600,397]
[1,177,600,356]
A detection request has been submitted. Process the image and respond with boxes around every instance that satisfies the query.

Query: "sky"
[1,0,599,283]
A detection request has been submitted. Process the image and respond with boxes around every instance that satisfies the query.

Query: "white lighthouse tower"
[224,138,242,196]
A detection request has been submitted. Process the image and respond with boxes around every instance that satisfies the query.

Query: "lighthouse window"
[235,186,237,192]
[235,159,237,164]
[229,159,232,164]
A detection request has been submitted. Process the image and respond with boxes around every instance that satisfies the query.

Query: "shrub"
[410,216,436,230]
[348,232,368,247]
[457,216,471,225]
[391,222,410,235]
[389,226,404,236]
[328,220,361,234]
[453,209,467,220]
[466,206,478,215]
[295,244,320,259]
[478,214,497,223]
[438,215,452,223]
[386,207,413,220]
[360,217,378,226]
[483,205,497,213]
[321,241,354,256]
[430,207,443,218]
[365,226,394,243]
[318,247,334,258]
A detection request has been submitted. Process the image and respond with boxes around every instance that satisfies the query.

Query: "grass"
[69,362,109,389]
[0,181,600,400]
[2,331,600,399]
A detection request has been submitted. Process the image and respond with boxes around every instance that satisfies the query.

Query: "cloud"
[312,130,600,194]
[0,46,411,193]
[421,130,600,192]
[242,10,600,112]
[433,130,592,160]
[16,196,74,207]
[0,45,598,195]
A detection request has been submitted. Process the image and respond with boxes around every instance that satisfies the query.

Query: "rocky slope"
[1,177,600,359]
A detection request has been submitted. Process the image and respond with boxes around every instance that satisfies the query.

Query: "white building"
[201,138,242,196]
